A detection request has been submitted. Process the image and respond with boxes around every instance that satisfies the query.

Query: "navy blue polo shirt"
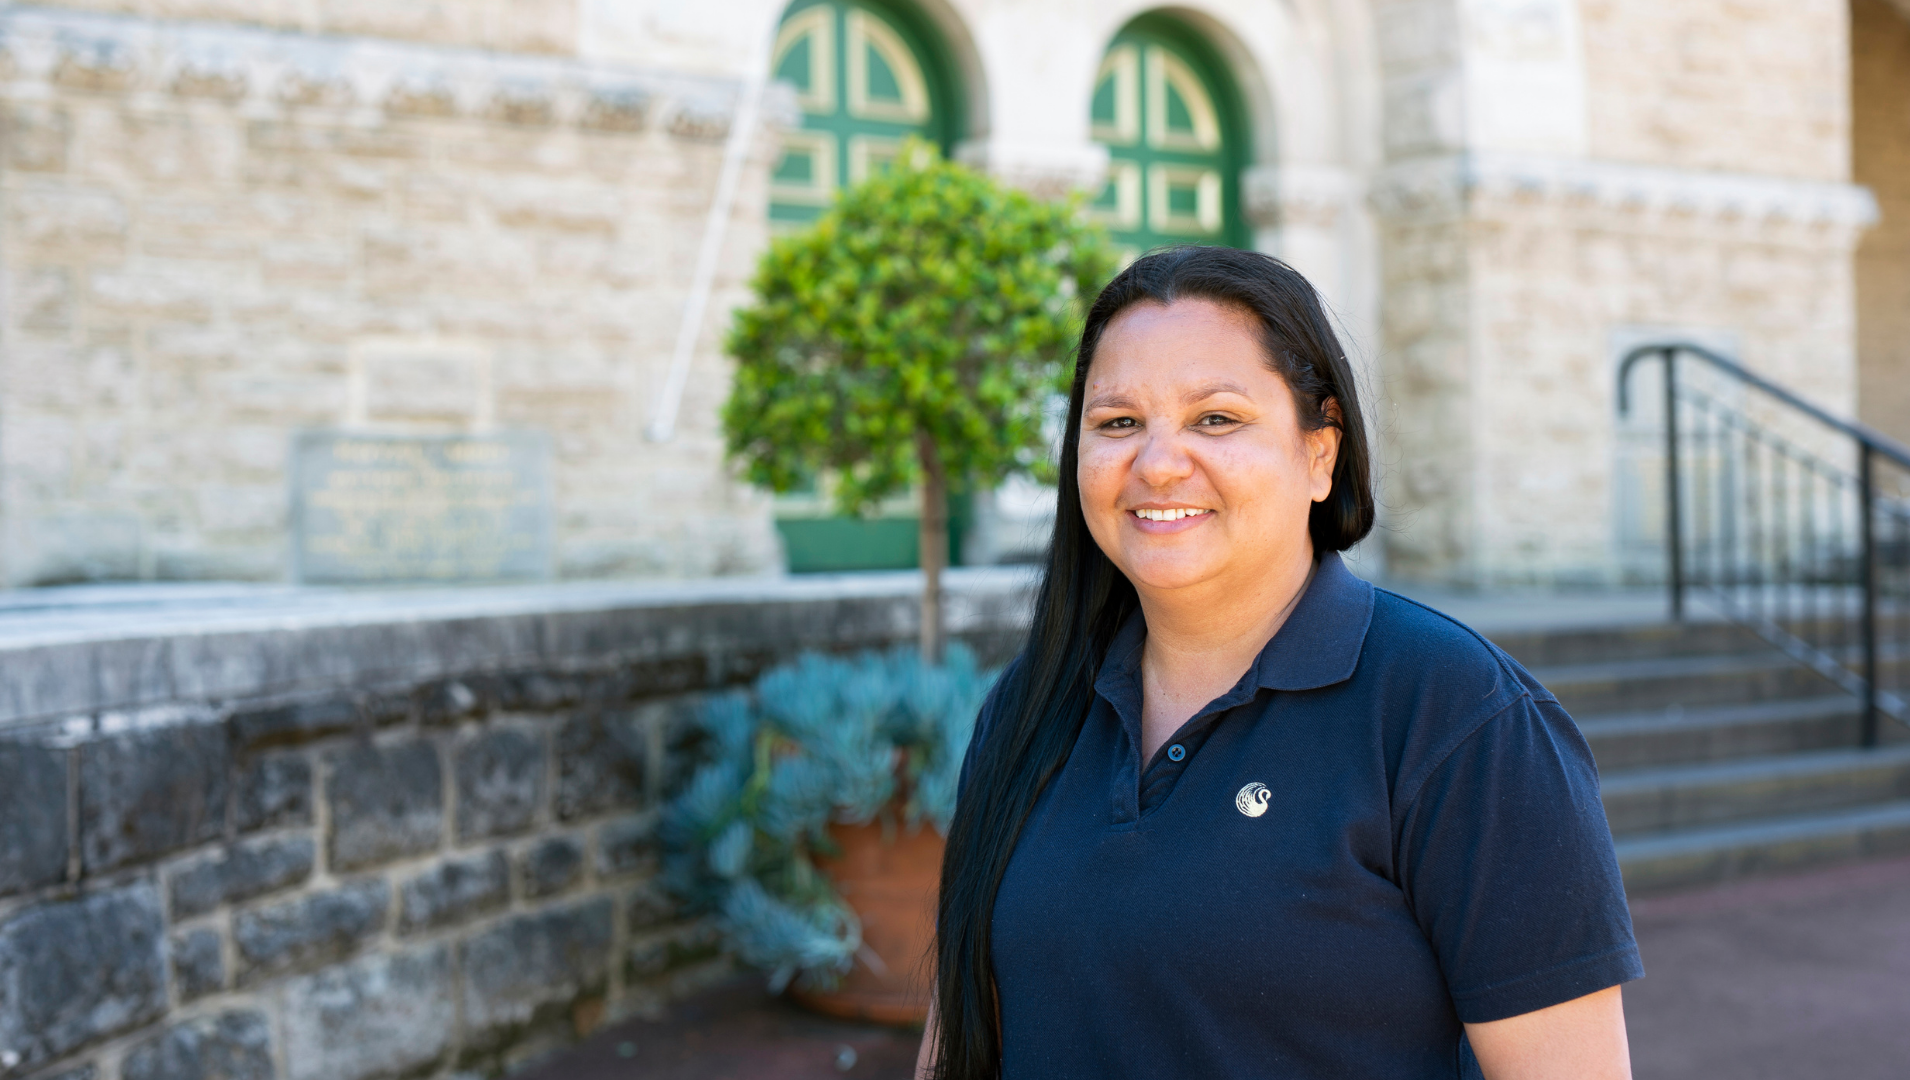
[961,552,1642,1079]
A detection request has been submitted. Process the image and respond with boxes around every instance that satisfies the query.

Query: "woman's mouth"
[1129,507,1214,529]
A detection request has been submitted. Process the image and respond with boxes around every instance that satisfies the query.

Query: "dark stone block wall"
[0,570,1033,1080]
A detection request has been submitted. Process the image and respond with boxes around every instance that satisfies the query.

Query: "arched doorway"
[768,0,964,231]
[1088,14,1251,258]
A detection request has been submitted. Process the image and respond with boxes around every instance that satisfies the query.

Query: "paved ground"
[520,979,922,1080]
[521,855,1910,1080]
[1625,854,1910,1079]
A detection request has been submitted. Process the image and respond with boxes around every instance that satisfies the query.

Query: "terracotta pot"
[788,818,943,1026]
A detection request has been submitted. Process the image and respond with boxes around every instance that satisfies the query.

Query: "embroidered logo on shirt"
[1235,782,1271,818]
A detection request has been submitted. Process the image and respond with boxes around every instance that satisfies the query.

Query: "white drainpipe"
[645,28,776,443]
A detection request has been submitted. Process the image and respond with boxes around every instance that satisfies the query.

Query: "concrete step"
[1616,801,1910,896]
[1490,619,1771,667]
[1581,696,1869,770]
[1601,744,1910,836]
[1470,610,1910,893]
[1534,651,1840,715]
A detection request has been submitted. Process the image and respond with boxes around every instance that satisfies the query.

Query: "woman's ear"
[1307,397,1343,503]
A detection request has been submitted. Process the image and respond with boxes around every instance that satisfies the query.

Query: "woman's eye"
[1196,414,1237,427]
[1099,416,1138,430]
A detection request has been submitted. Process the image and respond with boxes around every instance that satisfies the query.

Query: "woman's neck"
[1133,548,1317,760]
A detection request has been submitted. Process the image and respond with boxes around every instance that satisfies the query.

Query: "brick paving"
[523,854,1910,1079]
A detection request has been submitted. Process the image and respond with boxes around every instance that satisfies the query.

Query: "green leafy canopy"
[723,139,1118,512]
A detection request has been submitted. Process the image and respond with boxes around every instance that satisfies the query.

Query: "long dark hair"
[928,246,1374,1078]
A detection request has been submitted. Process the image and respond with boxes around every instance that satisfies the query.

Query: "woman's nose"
[1132,428,1195,487]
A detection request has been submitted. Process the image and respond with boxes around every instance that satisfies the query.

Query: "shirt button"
[1167,743,1186,762]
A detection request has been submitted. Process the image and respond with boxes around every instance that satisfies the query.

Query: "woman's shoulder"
[1357,588,1577,801]
[1359,587,1556,716]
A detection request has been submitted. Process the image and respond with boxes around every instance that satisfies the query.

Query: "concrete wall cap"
[0,568,1040,730]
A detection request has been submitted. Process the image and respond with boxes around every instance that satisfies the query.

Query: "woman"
[918,247,1639,1079]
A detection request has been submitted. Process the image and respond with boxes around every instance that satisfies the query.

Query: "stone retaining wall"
[0,570,1034,1080]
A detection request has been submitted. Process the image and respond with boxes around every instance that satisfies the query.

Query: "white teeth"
[1135,508,1209,521]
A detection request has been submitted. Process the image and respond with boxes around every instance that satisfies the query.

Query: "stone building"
[0,0,1903,589]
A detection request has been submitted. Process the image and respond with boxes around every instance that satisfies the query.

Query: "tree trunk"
[916,429,949,663]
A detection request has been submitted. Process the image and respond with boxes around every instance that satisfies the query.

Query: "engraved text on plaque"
[292,431,552,583]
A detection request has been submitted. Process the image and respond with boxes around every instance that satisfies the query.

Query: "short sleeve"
[1396,694,1643,1024]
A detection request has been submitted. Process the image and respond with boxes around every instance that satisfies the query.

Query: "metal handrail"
[1617,342,1910,748]
[1618,343,1910,470]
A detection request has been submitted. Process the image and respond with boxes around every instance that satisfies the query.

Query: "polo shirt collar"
[1249,550,1375,691]
[1095,550,1375,702]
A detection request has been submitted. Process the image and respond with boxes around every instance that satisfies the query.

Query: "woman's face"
[1076,298,1340,596]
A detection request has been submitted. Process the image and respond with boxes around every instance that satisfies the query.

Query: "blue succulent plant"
[662,644,998,991]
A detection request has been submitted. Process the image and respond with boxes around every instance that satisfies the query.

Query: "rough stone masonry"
[0,570,1034,1080]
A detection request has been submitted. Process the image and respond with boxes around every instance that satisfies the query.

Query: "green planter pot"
[776,493,972,573]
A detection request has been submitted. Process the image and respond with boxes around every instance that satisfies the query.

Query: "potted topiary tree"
[688,141,1113,1020]
[723,138,1115,658]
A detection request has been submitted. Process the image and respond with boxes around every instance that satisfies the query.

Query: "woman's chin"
[1116,551,1228,595]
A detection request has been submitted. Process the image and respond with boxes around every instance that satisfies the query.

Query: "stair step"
[1580,696,1867,769]
[1467,608,1910,892]
[1535,651,1839,714]
[1490,619,1769,667]
[1616,801,1910,896]
[1601,744,1910,835]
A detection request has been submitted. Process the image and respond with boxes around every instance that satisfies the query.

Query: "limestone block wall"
[1853,0,1910,445]
[1374,155,1875,586]
[0,5,783,587]
[1579,0,1850,180]
[0,570,1034,1080]
[1362,0,1879,587]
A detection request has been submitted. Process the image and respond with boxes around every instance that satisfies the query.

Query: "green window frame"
[768,0,963,230]
[1089,16,1250,257]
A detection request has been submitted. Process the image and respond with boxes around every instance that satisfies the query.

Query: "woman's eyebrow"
[1183,381,1252,404]
[1083,392,1138,411]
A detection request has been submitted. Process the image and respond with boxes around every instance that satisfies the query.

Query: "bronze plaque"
[292,431,552,583]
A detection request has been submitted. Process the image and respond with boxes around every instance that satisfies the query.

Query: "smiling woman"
[920,247,1640,1080]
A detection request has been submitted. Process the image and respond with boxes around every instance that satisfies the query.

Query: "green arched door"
[768,0,961,230]
[1088,18,1248,257]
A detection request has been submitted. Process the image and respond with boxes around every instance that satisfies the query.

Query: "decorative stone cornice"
[1371,152,1880,234]
[0,5,772,137]
[1243,164,1365,231]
